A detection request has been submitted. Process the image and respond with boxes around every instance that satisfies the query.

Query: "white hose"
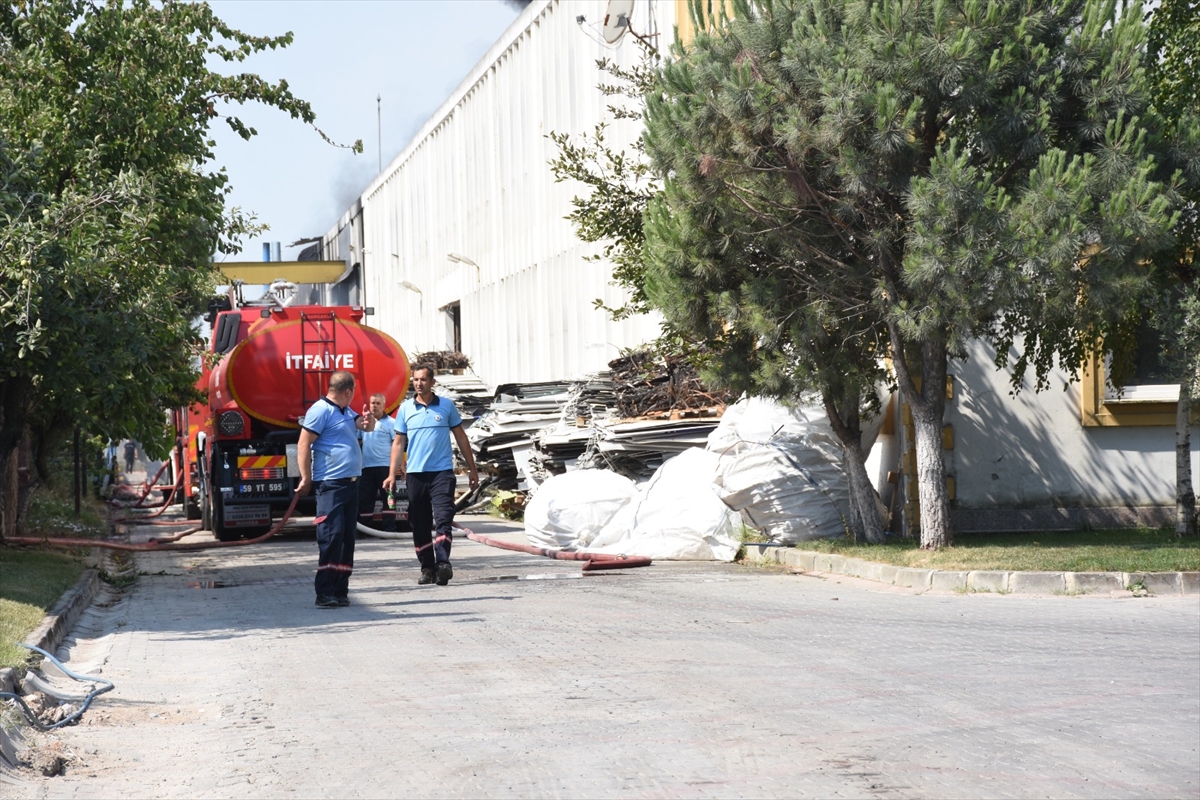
[357,522,413,540]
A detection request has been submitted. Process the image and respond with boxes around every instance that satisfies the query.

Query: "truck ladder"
[299,311,338,411]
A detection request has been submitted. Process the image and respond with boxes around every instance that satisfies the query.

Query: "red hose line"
[146,527,204,544]
[5,493,301,553]
[133,460,173,507]
[107,460,171,508]
[580,558,651,571]
[461,528,652,570]
[112,478,182,522]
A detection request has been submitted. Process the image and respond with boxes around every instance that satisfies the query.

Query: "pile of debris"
[522,378,606,486]
[578,417,721,483]
[493,380,576,402]
[608,350,736,419]
[434,373,493,421]
[462,351,735,498]
[465,382,575,489]
[412,350,472,371]
[568,370,619,423]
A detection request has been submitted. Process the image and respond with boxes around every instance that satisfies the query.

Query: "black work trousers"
[406,469,456,570]
[358,465,393,530]
[314,477,357,599]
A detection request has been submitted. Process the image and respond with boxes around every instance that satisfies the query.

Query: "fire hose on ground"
[461,528,652,571]
[357,522,652,569]
[132,458,173,507]
[10,479,650,568]
[110,476,184,524]
[356,474,493,539]
[109,457,174,508]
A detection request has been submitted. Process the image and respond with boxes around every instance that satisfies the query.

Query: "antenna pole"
[376,94,382,173]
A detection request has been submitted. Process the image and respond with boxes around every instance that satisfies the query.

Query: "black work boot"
[435,561,453,586]
[417,567,436,585]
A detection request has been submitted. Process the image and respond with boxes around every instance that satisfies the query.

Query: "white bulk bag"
[586,448,741,561]
[523,469,640,551]
[708,397,851,543]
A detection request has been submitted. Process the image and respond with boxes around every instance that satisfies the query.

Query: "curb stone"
[1010,571,1067,594]
[744,545,1200,596]
[0,569,100,695]
[968,570,1010,593]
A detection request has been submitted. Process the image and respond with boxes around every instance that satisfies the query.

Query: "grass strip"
[0,548,88,671]
[797,529,1200,573]
[0,482,106,671]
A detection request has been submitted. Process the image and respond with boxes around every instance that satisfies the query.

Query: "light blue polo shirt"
[358,413,396,468]
[395,394,462,473]
[301,397,363,481]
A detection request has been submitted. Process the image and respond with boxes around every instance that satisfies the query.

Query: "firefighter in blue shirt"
[296,371,375,607]
[358,393,397,531]
[384,364,479,586]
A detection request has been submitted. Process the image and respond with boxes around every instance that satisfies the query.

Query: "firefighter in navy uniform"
[384,364,478,586]
[358,392,397,532]
[295,371,375,607]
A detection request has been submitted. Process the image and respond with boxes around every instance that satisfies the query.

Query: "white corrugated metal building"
[319,0,674,384]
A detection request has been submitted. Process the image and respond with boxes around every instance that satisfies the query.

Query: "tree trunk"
[32,425,52,483]
[822,390,885,544]
[0,379,31,542]
[911,400,952,549]
[842,440,886,543]
[16,427,39,529]
[887,327,953,549]
[0,445,16,543]
[1177,380,1196,537]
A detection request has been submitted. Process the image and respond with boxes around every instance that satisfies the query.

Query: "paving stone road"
[9,514,1199,799]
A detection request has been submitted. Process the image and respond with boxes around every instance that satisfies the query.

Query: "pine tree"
[552,54,889,542]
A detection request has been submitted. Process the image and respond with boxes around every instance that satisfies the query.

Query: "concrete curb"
[0,569,100,695]
[743,545,1200,597]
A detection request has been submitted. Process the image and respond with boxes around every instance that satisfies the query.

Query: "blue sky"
[206,1,523,263]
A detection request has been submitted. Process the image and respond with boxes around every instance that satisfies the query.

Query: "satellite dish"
[601,0,635,44]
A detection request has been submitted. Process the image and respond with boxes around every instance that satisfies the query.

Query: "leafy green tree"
[0,0,360,537]
[1145,0,1200,537]
[643,0,1189,549]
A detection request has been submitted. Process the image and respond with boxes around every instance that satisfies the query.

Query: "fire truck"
[176,274,410,541]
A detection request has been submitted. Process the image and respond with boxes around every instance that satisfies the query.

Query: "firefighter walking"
[385,364,479,585]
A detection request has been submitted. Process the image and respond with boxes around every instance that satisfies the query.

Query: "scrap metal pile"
[434,373,493,421]
[463,350,733,493]
[465,381,575,486]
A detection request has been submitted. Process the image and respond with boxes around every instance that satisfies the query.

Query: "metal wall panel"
[322,0,668,385]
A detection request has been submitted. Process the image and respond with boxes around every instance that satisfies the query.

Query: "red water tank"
[211,308,410,428]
